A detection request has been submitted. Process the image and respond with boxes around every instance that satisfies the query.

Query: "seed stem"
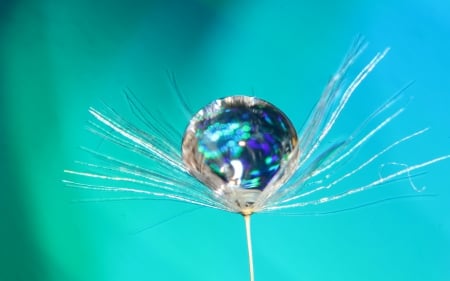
[244,214,254,281]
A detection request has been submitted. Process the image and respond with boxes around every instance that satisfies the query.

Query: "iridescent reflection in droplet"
[182,96,299,209]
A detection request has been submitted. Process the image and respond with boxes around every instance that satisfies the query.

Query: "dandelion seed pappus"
[64,38,450,281]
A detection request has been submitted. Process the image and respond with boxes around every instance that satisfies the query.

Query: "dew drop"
[182,96,299,209]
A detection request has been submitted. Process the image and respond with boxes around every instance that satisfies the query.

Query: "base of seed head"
[182,95,299,214]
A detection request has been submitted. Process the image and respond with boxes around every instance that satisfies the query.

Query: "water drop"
[182,96,299,210]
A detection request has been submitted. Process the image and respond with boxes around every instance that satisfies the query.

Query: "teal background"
[1,0,450,280]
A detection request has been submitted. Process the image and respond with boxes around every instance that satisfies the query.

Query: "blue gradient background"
[1,1,449,280]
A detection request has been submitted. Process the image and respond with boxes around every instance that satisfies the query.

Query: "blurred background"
[1,0,450,280]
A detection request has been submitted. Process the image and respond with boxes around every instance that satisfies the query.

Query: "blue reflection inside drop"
[183,96,298,191]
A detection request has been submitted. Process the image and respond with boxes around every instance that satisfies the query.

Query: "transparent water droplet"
[182,96,299,210]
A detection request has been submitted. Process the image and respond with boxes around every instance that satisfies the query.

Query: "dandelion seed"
[64,38,450,281]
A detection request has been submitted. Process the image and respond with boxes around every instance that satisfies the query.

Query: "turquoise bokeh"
[1,1,450,280]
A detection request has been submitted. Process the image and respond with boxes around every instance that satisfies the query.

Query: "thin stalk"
[244,215,254,281]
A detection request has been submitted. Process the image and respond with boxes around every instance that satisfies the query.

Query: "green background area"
[1,0,449,280]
